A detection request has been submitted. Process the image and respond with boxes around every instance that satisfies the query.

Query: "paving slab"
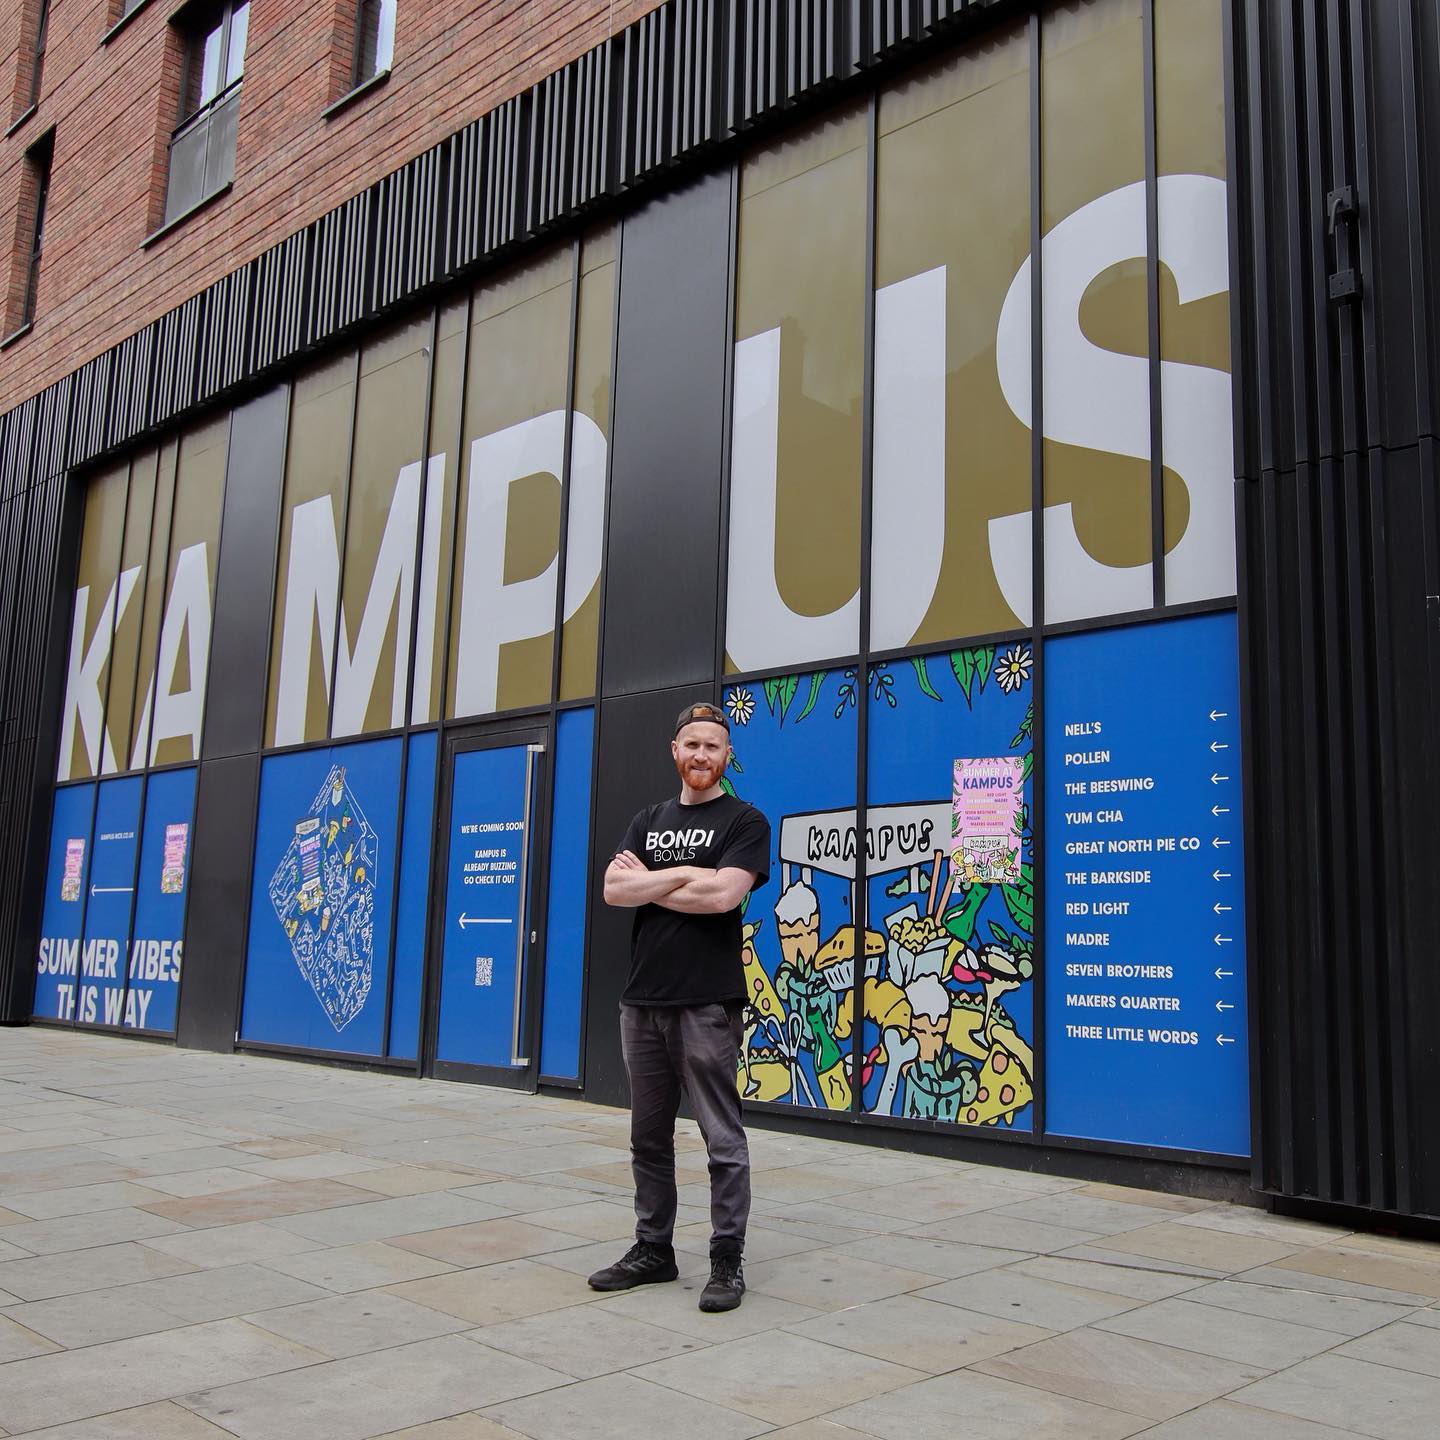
[243,1291,471,1357]
[0,1312,58,1362]
[1181,1277,1419,1337]
[0,1207,192,1255]
[180,1334,568,1440]
[2,1288,189,1347]
[919,1266,1144,1331]
[783,1292,1051,1372]
[373,1417,531,1440]
[470,1303,709,1377]
[1231,1352,1440,1439]
[1333,1317,1440,1378]
[0,1240,198,1301]
[831,1367,1152,1439]
[0,1398,239,1438]
[0,1317,327,1432]
[259,1238,459,1293]
[1095,1295,1342,1368]
[483,1370,771,1440]
[0,1182,169,1220]
[635,1329,923,1426]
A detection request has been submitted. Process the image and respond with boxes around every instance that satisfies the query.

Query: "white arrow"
[1211,804,1231,817]
[1210,740,1230,753]
[1210,773,1231,785]
[91,885,134,896]
[1216,999,1235,1012]
[1210,710,1229,722]
[1212,837,1231,849]
[458,913,510,928]
[1212,869,1232,881]
[1217,1034,1236,1046]
[1215,967,1234,979]
[1213,902,1232,914]
[1214,933,1234,946]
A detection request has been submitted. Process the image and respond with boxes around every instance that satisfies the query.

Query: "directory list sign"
[1044,613,1249,1156]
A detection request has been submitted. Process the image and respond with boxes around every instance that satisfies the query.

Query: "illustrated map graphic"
[268,765,378,1031]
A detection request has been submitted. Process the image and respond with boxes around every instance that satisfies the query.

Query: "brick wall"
[0,0,664,412]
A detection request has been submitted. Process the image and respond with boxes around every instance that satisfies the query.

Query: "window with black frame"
[164,0,249,226]
[19,131,52,329]
[27,0,50,111]
[352,0,396,86]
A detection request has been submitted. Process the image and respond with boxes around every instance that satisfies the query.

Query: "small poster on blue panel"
[33,783,96,1020]
[241,738,402,1055]
[126,766,197,1034]
[1043,612,1249,1157]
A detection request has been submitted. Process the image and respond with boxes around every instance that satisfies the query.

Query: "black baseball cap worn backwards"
[674,701,729,736]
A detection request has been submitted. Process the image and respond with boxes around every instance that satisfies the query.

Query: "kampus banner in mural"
[724,645,1035,1130]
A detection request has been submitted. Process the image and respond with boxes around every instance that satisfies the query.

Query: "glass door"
[429,728,549,1087]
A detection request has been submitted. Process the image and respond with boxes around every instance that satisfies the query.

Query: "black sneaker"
[698,1254,745,1312]
[586,1241,678,1291]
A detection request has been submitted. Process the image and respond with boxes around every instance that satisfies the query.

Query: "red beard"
[675,753,726,790]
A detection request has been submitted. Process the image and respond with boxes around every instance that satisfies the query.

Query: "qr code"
[474,956,494,987]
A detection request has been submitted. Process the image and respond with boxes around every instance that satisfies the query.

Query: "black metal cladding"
[251,232,310,374]
[1231,1,1440,1219]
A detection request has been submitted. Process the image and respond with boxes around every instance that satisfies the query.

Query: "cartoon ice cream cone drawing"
[775,880,819,972]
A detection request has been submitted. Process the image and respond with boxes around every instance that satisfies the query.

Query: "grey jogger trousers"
[620,1001,751,1259]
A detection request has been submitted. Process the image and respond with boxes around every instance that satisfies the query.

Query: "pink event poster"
[60,838,85,902]
[161,823,189,895]
[951,756,1024,884]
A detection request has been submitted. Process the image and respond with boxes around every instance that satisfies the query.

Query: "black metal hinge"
[1326,185,1361,304]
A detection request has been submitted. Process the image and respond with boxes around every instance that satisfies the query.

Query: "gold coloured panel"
[103,449,158,773]
[726,102,867,674]
[559,225,615,703]
[412,296,468,726]
[1157,0,1234,598]
[874,24,1032,647]
[59,463,129,781]
[266,351,358,747]
[334,313,432,737]
[148,414,227,768]
[130,438,179,770]
[446,248,572,719]
[1041,0,1152,622]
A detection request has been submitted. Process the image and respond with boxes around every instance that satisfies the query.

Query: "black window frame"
[20,129,53,329]
[351,0,395,88]
[163,0,249,226]
[28,0,50,110]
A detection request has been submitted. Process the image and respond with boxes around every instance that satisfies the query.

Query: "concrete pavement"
[1,1028,1438,1438]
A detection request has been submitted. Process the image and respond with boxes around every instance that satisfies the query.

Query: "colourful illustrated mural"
[268,764,379,1032]
[725,645,1034,1130]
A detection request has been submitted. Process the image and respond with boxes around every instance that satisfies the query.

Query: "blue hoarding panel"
[539,708,594,1080]
[717,672,857,1114]
[241,737,402,1056]
[436,744,531,1069]
[33,783,97,1020]
[77,776,144,1027]
[1044,612,1249,1156]
[863,653,1036,1130]
[388,729,438,1062]
[127,767,197,1035]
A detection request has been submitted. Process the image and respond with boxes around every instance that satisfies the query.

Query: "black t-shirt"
[618,791,771,1006]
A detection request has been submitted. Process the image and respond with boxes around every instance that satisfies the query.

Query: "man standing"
[587,701,770,1313]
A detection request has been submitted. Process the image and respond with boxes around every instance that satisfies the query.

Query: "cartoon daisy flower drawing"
[726,687,756,726]
[995,645,1033,694]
